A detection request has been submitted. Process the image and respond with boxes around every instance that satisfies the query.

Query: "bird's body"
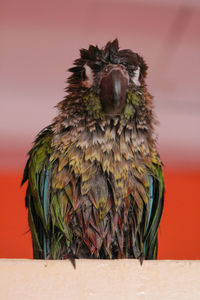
[22,40,164,261]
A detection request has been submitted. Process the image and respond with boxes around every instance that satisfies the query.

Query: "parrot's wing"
[22,127,53,258]
[143,164,164,259]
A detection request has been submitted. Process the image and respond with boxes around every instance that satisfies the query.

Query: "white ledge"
[0,259,200,300]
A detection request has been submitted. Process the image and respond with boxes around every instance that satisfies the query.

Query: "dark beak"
[100,65,129,116]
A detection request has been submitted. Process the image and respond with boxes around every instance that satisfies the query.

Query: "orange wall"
[0,170,200,259]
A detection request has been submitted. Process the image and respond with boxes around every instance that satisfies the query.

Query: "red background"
[1,0,200,259]
[1,170,200,259]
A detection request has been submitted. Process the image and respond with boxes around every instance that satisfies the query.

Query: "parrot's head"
[66,39,148,119]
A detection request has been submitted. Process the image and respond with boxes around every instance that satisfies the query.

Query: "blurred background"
[1,0,200,259]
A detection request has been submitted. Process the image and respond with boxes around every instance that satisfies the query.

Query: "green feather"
[143,164,164,258]
[23,128,54,258]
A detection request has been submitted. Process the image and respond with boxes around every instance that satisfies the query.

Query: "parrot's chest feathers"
[52,117,156,209]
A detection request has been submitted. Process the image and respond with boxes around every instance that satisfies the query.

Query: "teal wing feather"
[143,165,164,259]
[146,175,154,230]
[22,127,53,258]
[40,168,51,257]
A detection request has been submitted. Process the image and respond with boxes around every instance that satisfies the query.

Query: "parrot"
[22,39,164,264]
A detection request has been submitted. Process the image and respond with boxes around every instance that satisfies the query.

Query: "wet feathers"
[22,39,164,261]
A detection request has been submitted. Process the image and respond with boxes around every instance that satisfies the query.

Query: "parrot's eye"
[82,64,94,88]
[131,66,140,86]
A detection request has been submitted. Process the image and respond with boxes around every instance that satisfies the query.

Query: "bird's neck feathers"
[52,85,159,166]
[55,82,156,130]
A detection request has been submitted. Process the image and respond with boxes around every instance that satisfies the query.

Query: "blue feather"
[41,168,50,257]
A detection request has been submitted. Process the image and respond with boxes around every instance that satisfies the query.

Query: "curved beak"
[99,65,129,116]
